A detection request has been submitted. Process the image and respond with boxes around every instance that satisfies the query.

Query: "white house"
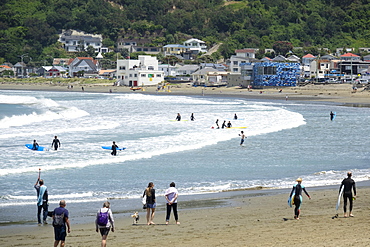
[176,65,199,76]
[116,55,164,86]
[158,64,178,77]
[192,67,228,86]
[183,38,207,53]
[59,30,109,53]
[229,49,257,73]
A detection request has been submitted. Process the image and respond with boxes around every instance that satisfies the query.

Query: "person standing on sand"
[34,176,48,224]
[52,200,71,247]
[165,182,180,225]
[111,141,118,156]
[339,172,356,217]
[239,131,245,145]
[289,178,311,220]
[51,136,61,150]
[143,182,156,225]
[96,201,114,247]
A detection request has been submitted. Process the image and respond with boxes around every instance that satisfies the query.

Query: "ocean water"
[0,89,369,225]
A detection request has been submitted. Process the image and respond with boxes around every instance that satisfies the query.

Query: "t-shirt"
[165,187,178,203]
[53,207,69,227]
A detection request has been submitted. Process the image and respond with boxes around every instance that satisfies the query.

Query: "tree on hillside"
[272,41,293,55]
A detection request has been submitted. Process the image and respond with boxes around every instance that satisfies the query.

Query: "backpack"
[52,212,65,227]
[97,209,109,226]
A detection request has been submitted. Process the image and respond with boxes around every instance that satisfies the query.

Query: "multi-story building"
[116,56,164,86]
[59,30,109,53]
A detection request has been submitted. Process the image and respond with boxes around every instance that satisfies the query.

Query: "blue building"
[252,62,300,87]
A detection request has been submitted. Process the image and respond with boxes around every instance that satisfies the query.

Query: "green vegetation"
[0,0,369,64]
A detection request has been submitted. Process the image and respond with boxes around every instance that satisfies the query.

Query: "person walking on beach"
[176,113,181,121]
[111,141,118,156]
[143,182,156,225]
[32,139,39,150]
[289,178,311,220]
[51,136,61,151]
[34,175,48,224]
[339,172,356,217]
[190,113,195,121]
[96,201,114,247]
[52,200,71,247]
[165,182,180,225]
[239,131,246,146]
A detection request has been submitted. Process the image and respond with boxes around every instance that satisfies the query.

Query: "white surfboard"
[336,186,344,211]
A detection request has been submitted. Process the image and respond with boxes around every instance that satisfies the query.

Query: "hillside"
[0,0,369,64]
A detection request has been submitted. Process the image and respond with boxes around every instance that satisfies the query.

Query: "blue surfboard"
[102,146,126,151]
[25,144,48,151]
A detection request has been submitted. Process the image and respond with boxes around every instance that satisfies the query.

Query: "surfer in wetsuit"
[234,114,238,120]
[51,136,61,150]
[190,113,195,121]
[32,140,39,150]
[176,113,181,121]
[289,178,311,220]
[215,119,219,129]
[111,141,118,156]
[330,111,335,121]
[226,121,232,128]
[221,120,227,129]
[339,172,356,217]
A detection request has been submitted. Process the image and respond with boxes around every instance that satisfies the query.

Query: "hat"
[296,178,302,182]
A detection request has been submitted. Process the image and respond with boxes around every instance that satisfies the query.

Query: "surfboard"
[288,194,295,208]
[25,144,48,151]
[169,120,188,121]
[336,186,344,211]
[227,127,247,129]
[102,146,126,151]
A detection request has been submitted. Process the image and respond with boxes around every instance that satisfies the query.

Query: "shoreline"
[1,81,370,106]
[2,82,370,246]
[1,181,369,246]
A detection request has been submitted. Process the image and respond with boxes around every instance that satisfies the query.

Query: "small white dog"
[131,212,139,225]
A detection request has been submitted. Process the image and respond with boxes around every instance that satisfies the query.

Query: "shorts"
[99,227,110,236]
[54,227,66,241]
[147,203,156,209]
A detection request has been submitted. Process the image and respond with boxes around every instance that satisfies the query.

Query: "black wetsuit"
[340,177,356,213]
[221,121,226,129]
[32,142,39,150]
[111,144,118,156]
[176,115,181,121]
[52,138,60,150]
[289,183,310,218]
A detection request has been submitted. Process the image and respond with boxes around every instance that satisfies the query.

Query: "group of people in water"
[32,136,61,151]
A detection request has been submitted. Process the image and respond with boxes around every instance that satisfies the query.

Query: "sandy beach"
[0,185,369,247]
[1,80,370,105]
[1,81,370,246]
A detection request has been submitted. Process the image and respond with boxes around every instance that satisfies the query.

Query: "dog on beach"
[131,211,139,225]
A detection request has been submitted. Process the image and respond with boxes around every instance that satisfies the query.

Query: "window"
[134,74,137,77]
[233,61,238,65]
[156,74,161,77]
[148,66,154,70]
[129,74,132,78]
[233,68,238,72]
[119,66,126,70]
[141,74,146,77]
[264,67,277,75]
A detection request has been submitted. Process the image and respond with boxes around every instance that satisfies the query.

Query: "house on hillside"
[176,65,199,76]
[68,57,99,77]
[183,38,207,54]
[116,38,153,53]
[59,30,109,53]
[163,44,188,56]
[229,49,257,73]
[340,53,361,61]
[116,55,164,86]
